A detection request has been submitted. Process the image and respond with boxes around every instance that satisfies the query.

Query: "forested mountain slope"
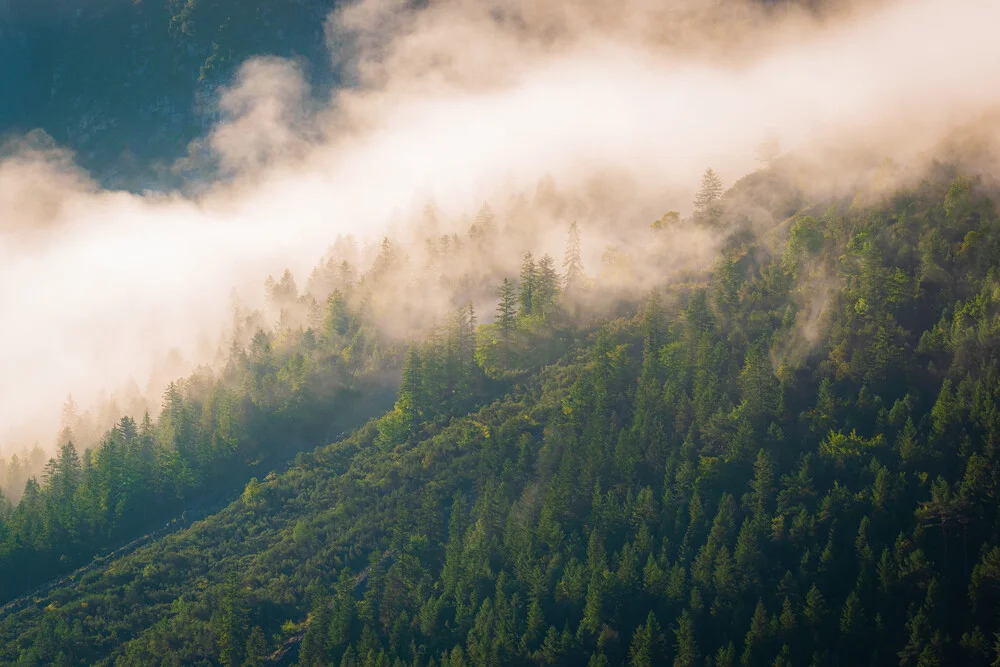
[0,282,402,605]
[0,189,571,607]
[2,162,1000,667]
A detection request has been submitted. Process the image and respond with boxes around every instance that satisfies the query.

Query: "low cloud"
[2,0,1000,453]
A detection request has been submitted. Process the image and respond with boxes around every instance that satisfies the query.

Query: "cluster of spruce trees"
[0,254,402,604]
[0,201,582,608]
[3,163,1000,667]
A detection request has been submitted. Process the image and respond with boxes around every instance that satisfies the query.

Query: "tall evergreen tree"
[629,611,667,667]
[215,571,248,667]
[519,252,537,316]
[398,348,426,435]
[564,221,584,291]
[495,278,518,368]
[496,279,517,332]
[470,203,496,242]
[533,254,561,316]
[673,610,700,667]
[694,168,724,222]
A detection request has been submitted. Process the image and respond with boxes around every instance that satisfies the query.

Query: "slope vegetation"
[3,165,1000,667]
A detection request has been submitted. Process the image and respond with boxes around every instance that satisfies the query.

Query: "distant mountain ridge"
[0,0,339,189]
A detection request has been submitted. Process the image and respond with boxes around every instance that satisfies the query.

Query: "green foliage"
[0,266,403,604]
[819,429,885,463]
[241,478,262,508]
[694,168,725,223]
[782,216,826,272]
[4,164,1000,667]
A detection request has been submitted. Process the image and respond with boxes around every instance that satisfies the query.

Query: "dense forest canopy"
[2,156,1000,667]
[4,0,1000,666]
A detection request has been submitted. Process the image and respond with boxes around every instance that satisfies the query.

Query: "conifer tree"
[51,441,81,503]
[496,278,517,331]
[694,168,724,222]
[533,254,561,316]
[398,348,425,434]
[673,610,700,667]
[329,568,357,653]
[750,449,776,521]
[495,278,518,368]
[300,597,331,666]
[519,252,537,316]
[324,289,351,339]
[215,571,248,667]
[839,590,866,656]
[470,203,495,242]
[739,342,779,422]
[243,626,267,667]
[564,221,584,291]
[629,611,666,667]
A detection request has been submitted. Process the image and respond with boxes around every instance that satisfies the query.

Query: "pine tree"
[780,597,797,633]
[839,591,865,637]
[803,584,826,631]
[629,611,666,667]
[398,348,425,435]
[51,441,82,502]
[673,610,700,667]
[460,303,477,373]
[519,252,537,316]
[533,254,561,315]
[327,568,356,653]
[741,599,769,666]
[60,395,79,436]
[564,221,584,291]
[715,642,737,667]
[470,203,495,241]
[497,279,517,331]
[495,278,518,369]
[270,269,298,304]
[442,305,477,411]
[523,597,545,651]
[542,625,562,663]
[324,289,351,339]
[300,598,330,666]
[339,260,355,287]
[739,342,779,422]
[588,653,610,667]
[708,493,737,550]
[339,645,358,667]
[372,237,398,276]
[581,571,605,635]
[750,449,776,521]
[712,252,741,317]
[242,627,266,667]
[694,168,724,222]
[215,571,248,667]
